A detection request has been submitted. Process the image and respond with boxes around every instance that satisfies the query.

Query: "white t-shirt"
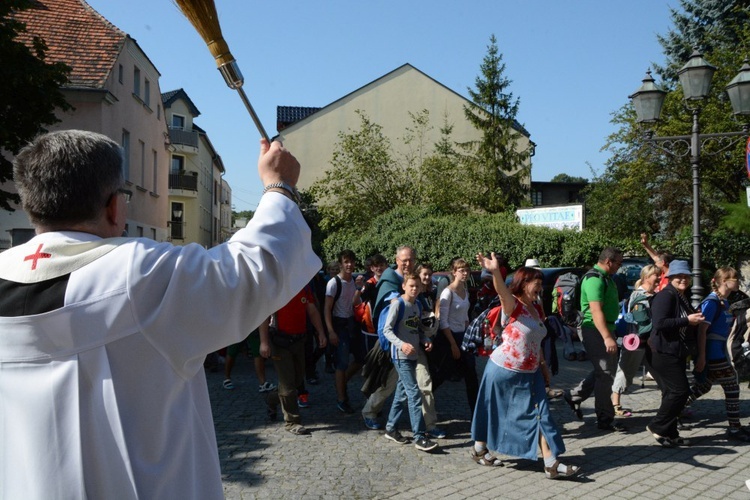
[439,287,470,332]
[326,275,357,318]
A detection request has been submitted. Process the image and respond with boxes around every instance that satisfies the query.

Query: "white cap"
[524,258,541,269]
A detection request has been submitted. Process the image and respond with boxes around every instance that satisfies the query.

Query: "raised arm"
[640,233,659,262]
[476,252,516,317]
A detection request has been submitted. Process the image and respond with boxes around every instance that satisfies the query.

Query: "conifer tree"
[463,34,531,212]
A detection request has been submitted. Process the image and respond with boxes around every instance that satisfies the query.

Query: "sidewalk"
[210,348,750,499]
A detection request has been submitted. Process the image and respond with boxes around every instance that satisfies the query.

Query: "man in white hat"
[525,258,542,269]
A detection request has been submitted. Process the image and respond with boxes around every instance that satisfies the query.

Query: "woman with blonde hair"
[687,267,750,442]
[610,265,660,416]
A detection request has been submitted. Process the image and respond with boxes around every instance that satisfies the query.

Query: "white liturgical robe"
[0,192,320,499]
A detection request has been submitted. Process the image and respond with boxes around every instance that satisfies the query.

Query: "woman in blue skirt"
[470,253,581,480]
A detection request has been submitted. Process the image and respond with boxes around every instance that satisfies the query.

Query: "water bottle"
[479,318,492,356]
[742,342,750,360]
[483,320,493,350]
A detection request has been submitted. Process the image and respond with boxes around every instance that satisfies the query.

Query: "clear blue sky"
[86,0,675,212]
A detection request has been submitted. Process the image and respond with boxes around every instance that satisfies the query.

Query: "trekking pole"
[172,0,270,142]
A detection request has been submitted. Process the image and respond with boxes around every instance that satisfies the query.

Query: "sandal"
[613,404,632,417]
[287,424,311,436]
[222,379,234,390]
[546,386,564,399]
[544,460,582,480]
[470,448,503,466]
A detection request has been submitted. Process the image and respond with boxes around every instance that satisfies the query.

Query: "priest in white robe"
[0,130,320,499]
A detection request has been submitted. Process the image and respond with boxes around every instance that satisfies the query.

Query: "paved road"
[209,347,750,499]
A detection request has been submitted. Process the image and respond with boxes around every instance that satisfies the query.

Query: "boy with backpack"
[324,250,362,413]
[382,273,438,452]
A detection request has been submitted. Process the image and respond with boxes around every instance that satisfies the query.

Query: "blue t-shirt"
[701,292,733,361]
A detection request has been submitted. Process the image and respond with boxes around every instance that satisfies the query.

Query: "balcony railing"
[168,127,199,148]
[169,172,198,191]
[170,221,184,240]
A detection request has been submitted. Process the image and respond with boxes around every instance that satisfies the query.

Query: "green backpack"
[629,292,653,339]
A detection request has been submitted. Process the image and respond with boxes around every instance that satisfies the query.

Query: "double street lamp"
[629,49,750,306]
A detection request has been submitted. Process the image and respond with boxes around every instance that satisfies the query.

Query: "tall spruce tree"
[0,0,71,211]
[463,34,531,213]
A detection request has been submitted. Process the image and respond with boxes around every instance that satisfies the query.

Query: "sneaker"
[426,427,447,439]
[337,400,354,414]
[727,427,750,443]
[646,425,675,447]
[384,429,409,445]
[414,436,438,452]
[258,381,277,393]
[598,421,627,433]
[563,392,583,420]
[363,417,382,430]
[297,393,310,408]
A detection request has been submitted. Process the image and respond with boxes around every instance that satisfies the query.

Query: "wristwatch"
[262,181,301,204]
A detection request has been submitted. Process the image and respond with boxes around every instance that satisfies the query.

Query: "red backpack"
[353,277,377,333]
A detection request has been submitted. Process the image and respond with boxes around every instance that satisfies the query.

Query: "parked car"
[505,267,587,316]
[617,256,651,292]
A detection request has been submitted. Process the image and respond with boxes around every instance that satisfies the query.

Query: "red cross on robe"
[23,244,52,270]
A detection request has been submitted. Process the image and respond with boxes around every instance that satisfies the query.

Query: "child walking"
[383,273,438,452]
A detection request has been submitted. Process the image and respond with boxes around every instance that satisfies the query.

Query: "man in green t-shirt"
[564,247,625,432]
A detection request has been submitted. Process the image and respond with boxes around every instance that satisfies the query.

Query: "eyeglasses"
[106,188,132,206]
[118,188,132,203]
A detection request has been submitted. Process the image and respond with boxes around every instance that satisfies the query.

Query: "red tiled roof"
[13,0,126,89]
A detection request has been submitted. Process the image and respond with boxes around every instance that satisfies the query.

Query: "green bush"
[320,206,632,271]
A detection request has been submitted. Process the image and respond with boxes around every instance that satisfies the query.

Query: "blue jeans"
[386,358,425,440]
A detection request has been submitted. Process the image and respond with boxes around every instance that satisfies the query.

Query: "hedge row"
[318,206,750,273]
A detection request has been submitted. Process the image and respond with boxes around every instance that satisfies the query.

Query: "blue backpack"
[614,299,632,337]
[376,294,422,351]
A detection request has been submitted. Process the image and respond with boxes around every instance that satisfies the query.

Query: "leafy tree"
[231,210,254,224]
[0,0,71,210]
[309,110,405,232]
[463,34,531,212]
[415,112,468,213]
[587,1,750,239]
[550,173,588,183]
[309,109,474,232]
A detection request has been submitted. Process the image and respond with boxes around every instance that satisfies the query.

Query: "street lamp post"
[629,49,750,306]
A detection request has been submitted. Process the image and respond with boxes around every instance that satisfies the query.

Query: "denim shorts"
[333,316,356,370]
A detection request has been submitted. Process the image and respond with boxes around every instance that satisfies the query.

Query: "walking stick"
[173,0,270,142]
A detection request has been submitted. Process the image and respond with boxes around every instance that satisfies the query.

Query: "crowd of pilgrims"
[215,241,750,480]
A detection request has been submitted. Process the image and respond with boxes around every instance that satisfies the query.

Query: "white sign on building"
[516,204,584,231]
